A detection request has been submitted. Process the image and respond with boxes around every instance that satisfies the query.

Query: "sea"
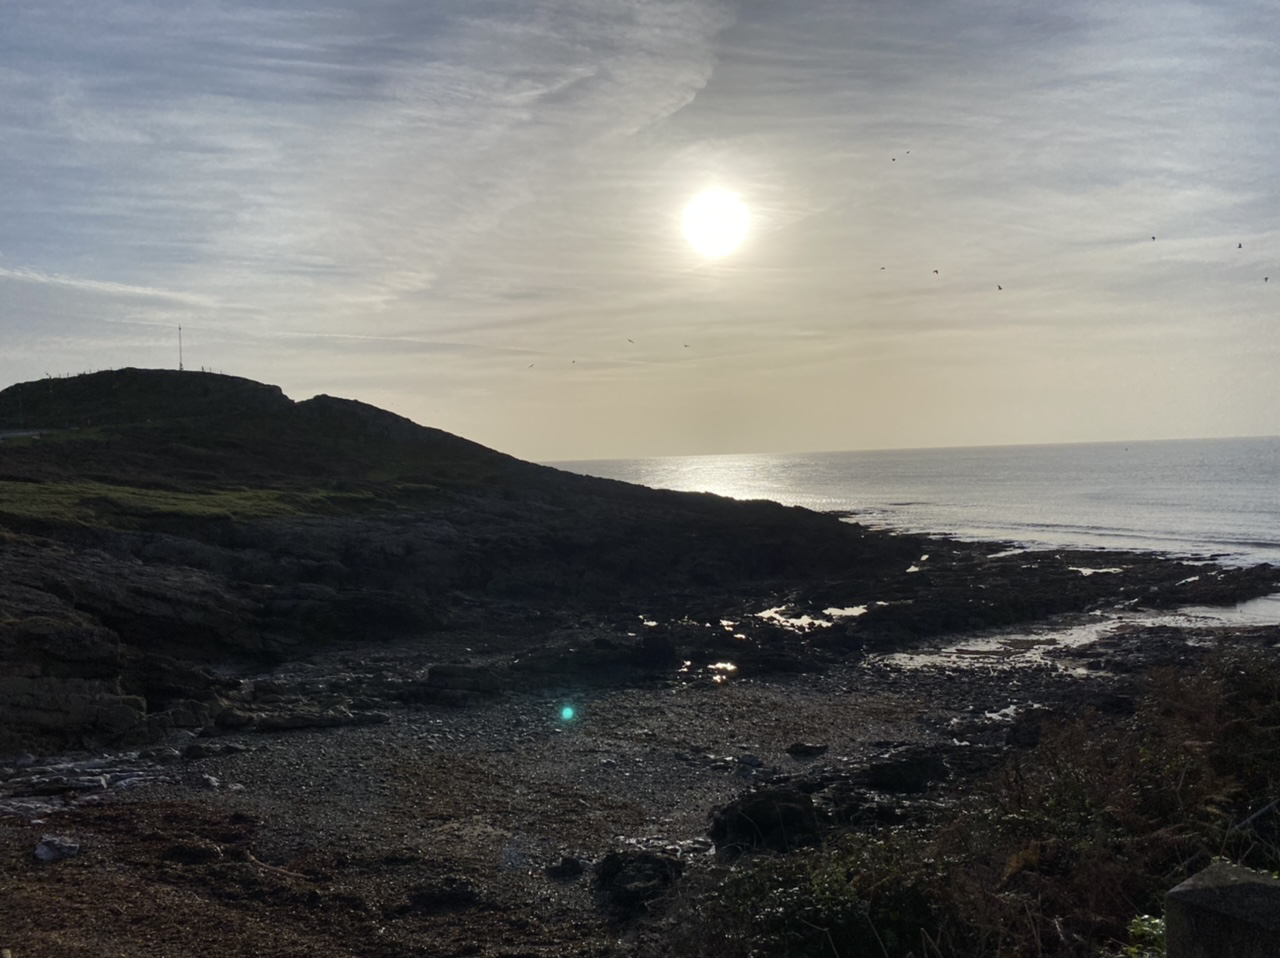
[551,436,1280,569]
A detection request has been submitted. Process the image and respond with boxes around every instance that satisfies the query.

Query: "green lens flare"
[560,706,575,721]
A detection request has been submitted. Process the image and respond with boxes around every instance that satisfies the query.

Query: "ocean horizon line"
[546,432,1280,467]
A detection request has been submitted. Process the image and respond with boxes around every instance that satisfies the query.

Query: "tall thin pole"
[179,325,184,371]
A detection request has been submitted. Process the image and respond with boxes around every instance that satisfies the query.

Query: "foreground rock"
[597,851,686,913]
[708,786,823,855]
[1165,862,1280,958]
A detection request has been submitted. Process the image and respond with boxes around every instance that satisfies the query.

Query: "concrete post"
[1165,862,1280,958]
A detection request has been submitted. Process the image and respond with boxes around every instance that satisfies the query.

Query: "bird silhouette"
[1239,243,1243,249]
[933,269,939,274]
[1152,236,1156,241]
[528,363,535,368]
[997,285,1003,290]
[627,338,634,344]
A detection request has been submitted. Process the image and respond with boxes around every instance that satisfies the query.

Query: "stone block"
[1165,862,1280,958]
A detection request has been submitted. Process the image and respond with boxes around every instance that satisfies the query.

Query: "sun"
[682,188,749,258]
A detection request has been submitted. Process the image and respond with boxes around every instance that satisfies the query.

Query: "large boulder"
[852,747,949,794]
[596,850,684,912]
[708,786,824,855]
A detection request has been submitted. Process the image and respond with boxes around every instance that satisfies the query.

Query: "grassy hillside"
[0,369,529,527]
[0,368,291,428]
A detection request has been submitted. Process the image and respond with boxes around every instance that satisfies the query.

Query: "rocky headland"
[1,369,1278,957]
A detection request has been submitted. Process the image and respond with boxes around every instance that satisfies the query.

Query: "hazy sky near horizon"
[3,1,1279,461]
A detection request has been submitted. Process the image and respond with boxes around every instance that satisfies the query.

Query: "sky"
[2,0,1279,462]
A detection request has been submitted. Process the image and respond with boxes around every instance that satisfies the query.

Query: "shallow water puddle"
[880,593,1280,671]
[824,605,869,618]
[1139,593,1280,628]
[675,660,740,684]
[882,623,1105,670]
[753,602,884,630]
[754,606,834,629]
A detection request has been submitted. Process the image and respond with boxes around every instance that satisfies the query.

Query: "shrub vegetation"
[670,644,1280,958]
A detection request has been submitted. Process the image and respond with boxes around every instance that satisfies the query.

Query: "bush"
[668,643,1280,958]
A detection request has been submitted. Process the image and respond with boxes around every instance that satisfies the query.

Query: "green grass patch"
[0,479,404,528]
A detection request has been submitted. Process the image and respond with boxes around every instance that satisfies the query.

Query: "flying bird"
[1239,243,1243,249]
[1152,236,1156,241]
[933,269,939,274]
[997,285,1003,290]
[528,363,535,368]
[627,339,634,344]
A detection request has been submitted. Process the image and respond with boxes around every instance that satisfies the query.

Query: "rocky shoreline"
[4,593,1279,957]
[3,370,1280,956]
[6,522,1275,758]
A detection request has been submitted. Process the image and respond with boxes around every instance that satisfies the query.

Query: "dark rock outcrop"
[596,850,685,911]
[708,786,824,855]
[852,747,950,794]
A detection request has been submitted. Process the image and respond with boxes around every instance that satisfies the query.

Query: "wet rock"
[732,650,814,676]
[853,747,949,794]
[254,706,387,732]
[425,665,505,694]
[139,746,183,764]
[840,792,942,830]
[163,841,224,865]
[634,633,679,669]
[34,835,80,863]
[596,850,684,911]
[0,751,179,817]
[1005,709,1046,748]
[708,786,824,855]
[395,878,479,915]
[786,742,829,758]
[546,856,585,881]
[214,707,258,731]
[1165,861,1280,958]
[183,741,248,760]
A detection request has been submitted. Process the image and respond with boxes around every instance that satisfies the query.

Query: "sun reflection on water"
[582,452,841,508]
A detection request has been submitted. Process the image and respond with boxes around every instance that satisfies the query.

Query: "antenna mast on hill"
[178,325,184,371]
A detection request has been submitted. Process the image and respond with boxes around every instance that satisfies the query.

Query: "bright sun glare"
[682,188,749,258]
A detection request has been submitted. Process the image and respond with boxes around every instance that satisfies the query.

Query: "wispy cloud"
[0,265,218,306]
[2,0,1279,456]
